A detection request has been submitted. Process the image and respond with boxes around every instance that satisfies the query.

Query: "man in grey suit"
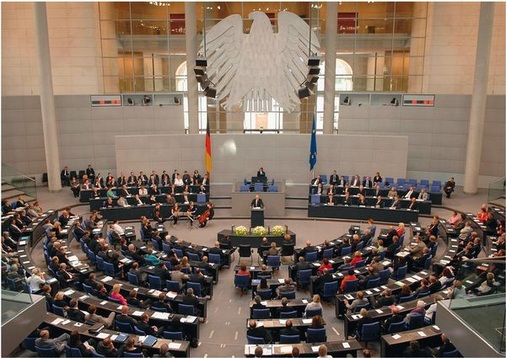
[35,329,70,355]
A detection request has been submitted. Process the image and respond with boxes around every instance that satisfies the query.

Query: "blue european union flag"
[309,116,317,171]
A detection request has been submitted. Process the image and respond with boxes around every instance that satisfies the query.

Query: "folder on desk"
[143,335,158,347]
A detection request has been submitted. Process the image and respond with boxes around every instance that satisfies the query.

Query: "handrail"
[2,164,36,183]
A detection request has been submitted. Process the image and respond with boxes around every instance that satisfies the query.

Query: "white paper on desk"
[132,311,143,317]
[279,319,287,325]
[153,290,162,296]
[313,263,321,267]
[373,288,381,292]
[64,289,75,296]
[96,333,109,339]
[392,334,401,340]
[255,321,263,327]
[261,301,268,306]
[329,260,335,264]
[278,278,285,283]
[134,287,139,292]
[51,318,64,325]
[302,319,312,324]
[168,343,181,349]
[406,277,417,283]
[100,300,108,305]
[302,299,308,304]
[396,305,404,310]
[117,305,123,310]
[68,255,79,262]
[342,342,351,348]
[418,331,427,337]
[185,315,197,323]
[433,325,440,330]
[167,291,177,299]
[79,295,88,300]
[152,312,170,320]
[376,309,383,314]
[365,290,373,295]
[111,335,118,341]
[250,266,255,270]
[101,276,112,282]
[412,275,422,281]
[345,294,354,300]
[74,322,83,327]
[149,289,155,293]
[352,314,361,320]
[61,319,70,325]
[354,270,360,274]
[279,346,291,354]
[420,271,427,275]
[311,346,319,352]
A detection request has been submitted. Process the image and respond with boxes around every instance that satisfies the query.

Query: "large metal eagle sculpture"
[201,11,320,112]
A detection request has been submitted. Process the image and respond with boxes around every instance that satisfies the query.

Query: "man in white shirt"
[404,186,415,199]
[111,220,125,236]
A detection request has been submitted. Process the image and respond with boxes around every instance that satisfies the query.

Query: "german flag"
[205,117,212,173]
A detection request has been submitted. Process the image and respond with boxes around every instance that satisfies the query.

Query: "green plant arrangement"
[233,225,249,236]
[251,226,268,236]
[270,225,286,236]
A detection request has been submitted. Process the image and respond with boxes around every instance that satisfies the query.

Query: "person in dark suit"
[96,337,119,357]
[372,288,395,308]
[247,319,272,343]
[436,333,457,356]
[154,261,172,281]
[257,167,266,178]
[329,170,339,186]
[116,305,137,326]
[314,268,335,296]
[390,195,402,209]
[66,299,86,323]
[326,193,337,205]
[60,166,71,186]
[407,197,418,210]
[85,165,95,182]
[362,176,373,188]
[342,192,352,206]
[382,306,404,332]
[251,194,264,209]
[151,292,174,313]
[444,177,456,198]
[35,329,70,355]
[279,319,300,337]
[310,175,322,187]
[136,313,162,337]
[384,236,400,260]
[299,240,317,258]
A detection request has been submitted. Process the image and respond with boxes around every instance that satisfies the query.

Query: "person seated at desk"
[96,337,119,357]
[373,195,384,208]
[444,177,456,198]
[363,176,373,188]
[275,297,292,317]
[357,194,367,206]
[186,201,197,221]
[299,240,317,258]
[305,294,323,315]
[404,186,416,199]
[119,337,144,357]
[353,308,373,338]
[132,194,144,206]
[382,305,404,333]
[35,329,70,356]
[358,266,379,290]
[183,287,202,316]
[314,183,324,195]
[311,175,322,187]
[267,242,280,257]
[407,197,418,210]
[387,186,398,199]
[70,178,81,198]
[357,185,367,197]
[342,192,352,206]
[86,304,115,328]
[314,268,334,296]
[318,258,333,275]
[251,194,264,209]
[256,277,271,291]
[350,251,363,267]
[389,195,402,209]
[418,188,429,201]
[151,292,174,313]
[247,319,272,343]
[127,288,150,309]
[26,267,47,294]
[252,295,266,310]
[57,263,78,288]
[396,284,413,303]
[340,269,357,293]
[344,291,369,314]
[403,341,435,357]
[350,174,361,187]
[337,175,347,187]
[291,256,310,282]
[117,172,127,187]
[136,313,164,337]
[372,288,395,308]
[280,319,300,338]
[276,278,295,298]
[67,298,86,323]
[436,333,457,357]
[477,204,488,222]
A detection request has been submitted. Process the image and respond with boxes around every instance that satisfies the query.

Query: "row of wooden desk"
[308,205,419,223]
[80,185,209,203]
[44,312,191,357]
[244,340,362,357]
[89,192,209,211]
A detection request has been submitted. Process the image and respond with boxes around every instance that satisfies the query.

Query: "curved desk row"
[308,205,419,223]
[98,203,205,221]
[90,193,209,212]
[217,229,296,249]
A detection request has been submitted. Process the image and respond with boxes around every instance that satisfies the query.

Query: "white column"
[323,2,337,134]
[34,3,62,192]
[185,3,199,134]
[463,3,495,194]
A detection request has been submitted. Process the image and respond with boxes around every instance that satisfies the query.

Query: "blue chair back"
[95,255,104,271]
[279,290,296,299]
[208,253,221,265]
[123,352,143,358]
[150,239,161,251]
[234,274,250,289]
[254,182,264,192]
[441,349,460,357]
[322,281,339,299]
[280,334,300,343]
[52,304,66,317]
[378,269,390,284]
[341,246,352,256]
[297,269,312,286]
[305,251,318,263]
[355,259,365,268]
[353,302,370,313]
[162,242,172,254]
[306,327,327,343]
[173,248,184,258]
[344,279,359,293]
[246,335,265,344]
[115,320,133,333]
[305,307,322,318]
[103,261,115,277]
[22,336,37,352]
[166,280,181,293]
[417,289,431,299]
[320,175,327,184]
[133,325,146,335]
[279,310,298,318]
[366,276,381,289]
[310,195,320,205]
[399,294,416,304]
[163,331,184,340]
[407,313,425,329]
[187,252,200,261]
[82,283,95,295]
[240,185,250,192]
[35,346,58,357]
[127,272,140,286]
[424,255,433,269]
[387,320,406,334]
[358,321,380,343]
[322,248,334,260]
[393,265,407,280]
[267,255,281,269]
[148,274,162,290]
[187,281,202,297]
[257,289,272,300]
[252,308,271,319]
[178,303,195,315]
[65,345,83,357]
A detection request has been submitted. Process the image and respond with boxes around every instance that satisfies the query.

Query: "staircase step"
[2,189,29,200]
[1,184,15,192]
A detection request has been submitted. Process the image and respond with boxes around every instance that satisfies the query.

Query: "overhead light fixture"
[204,87,217,98]
[308,67,320,75]
[308,57,320,67]
[126,97,134,106]
[196,57,207,67]
[298,86,311,99]
[194,68,205,76]
[143,95,152,105]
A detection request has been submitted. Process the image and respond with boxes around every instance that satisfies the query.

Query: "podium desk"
[251,208,265,227]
